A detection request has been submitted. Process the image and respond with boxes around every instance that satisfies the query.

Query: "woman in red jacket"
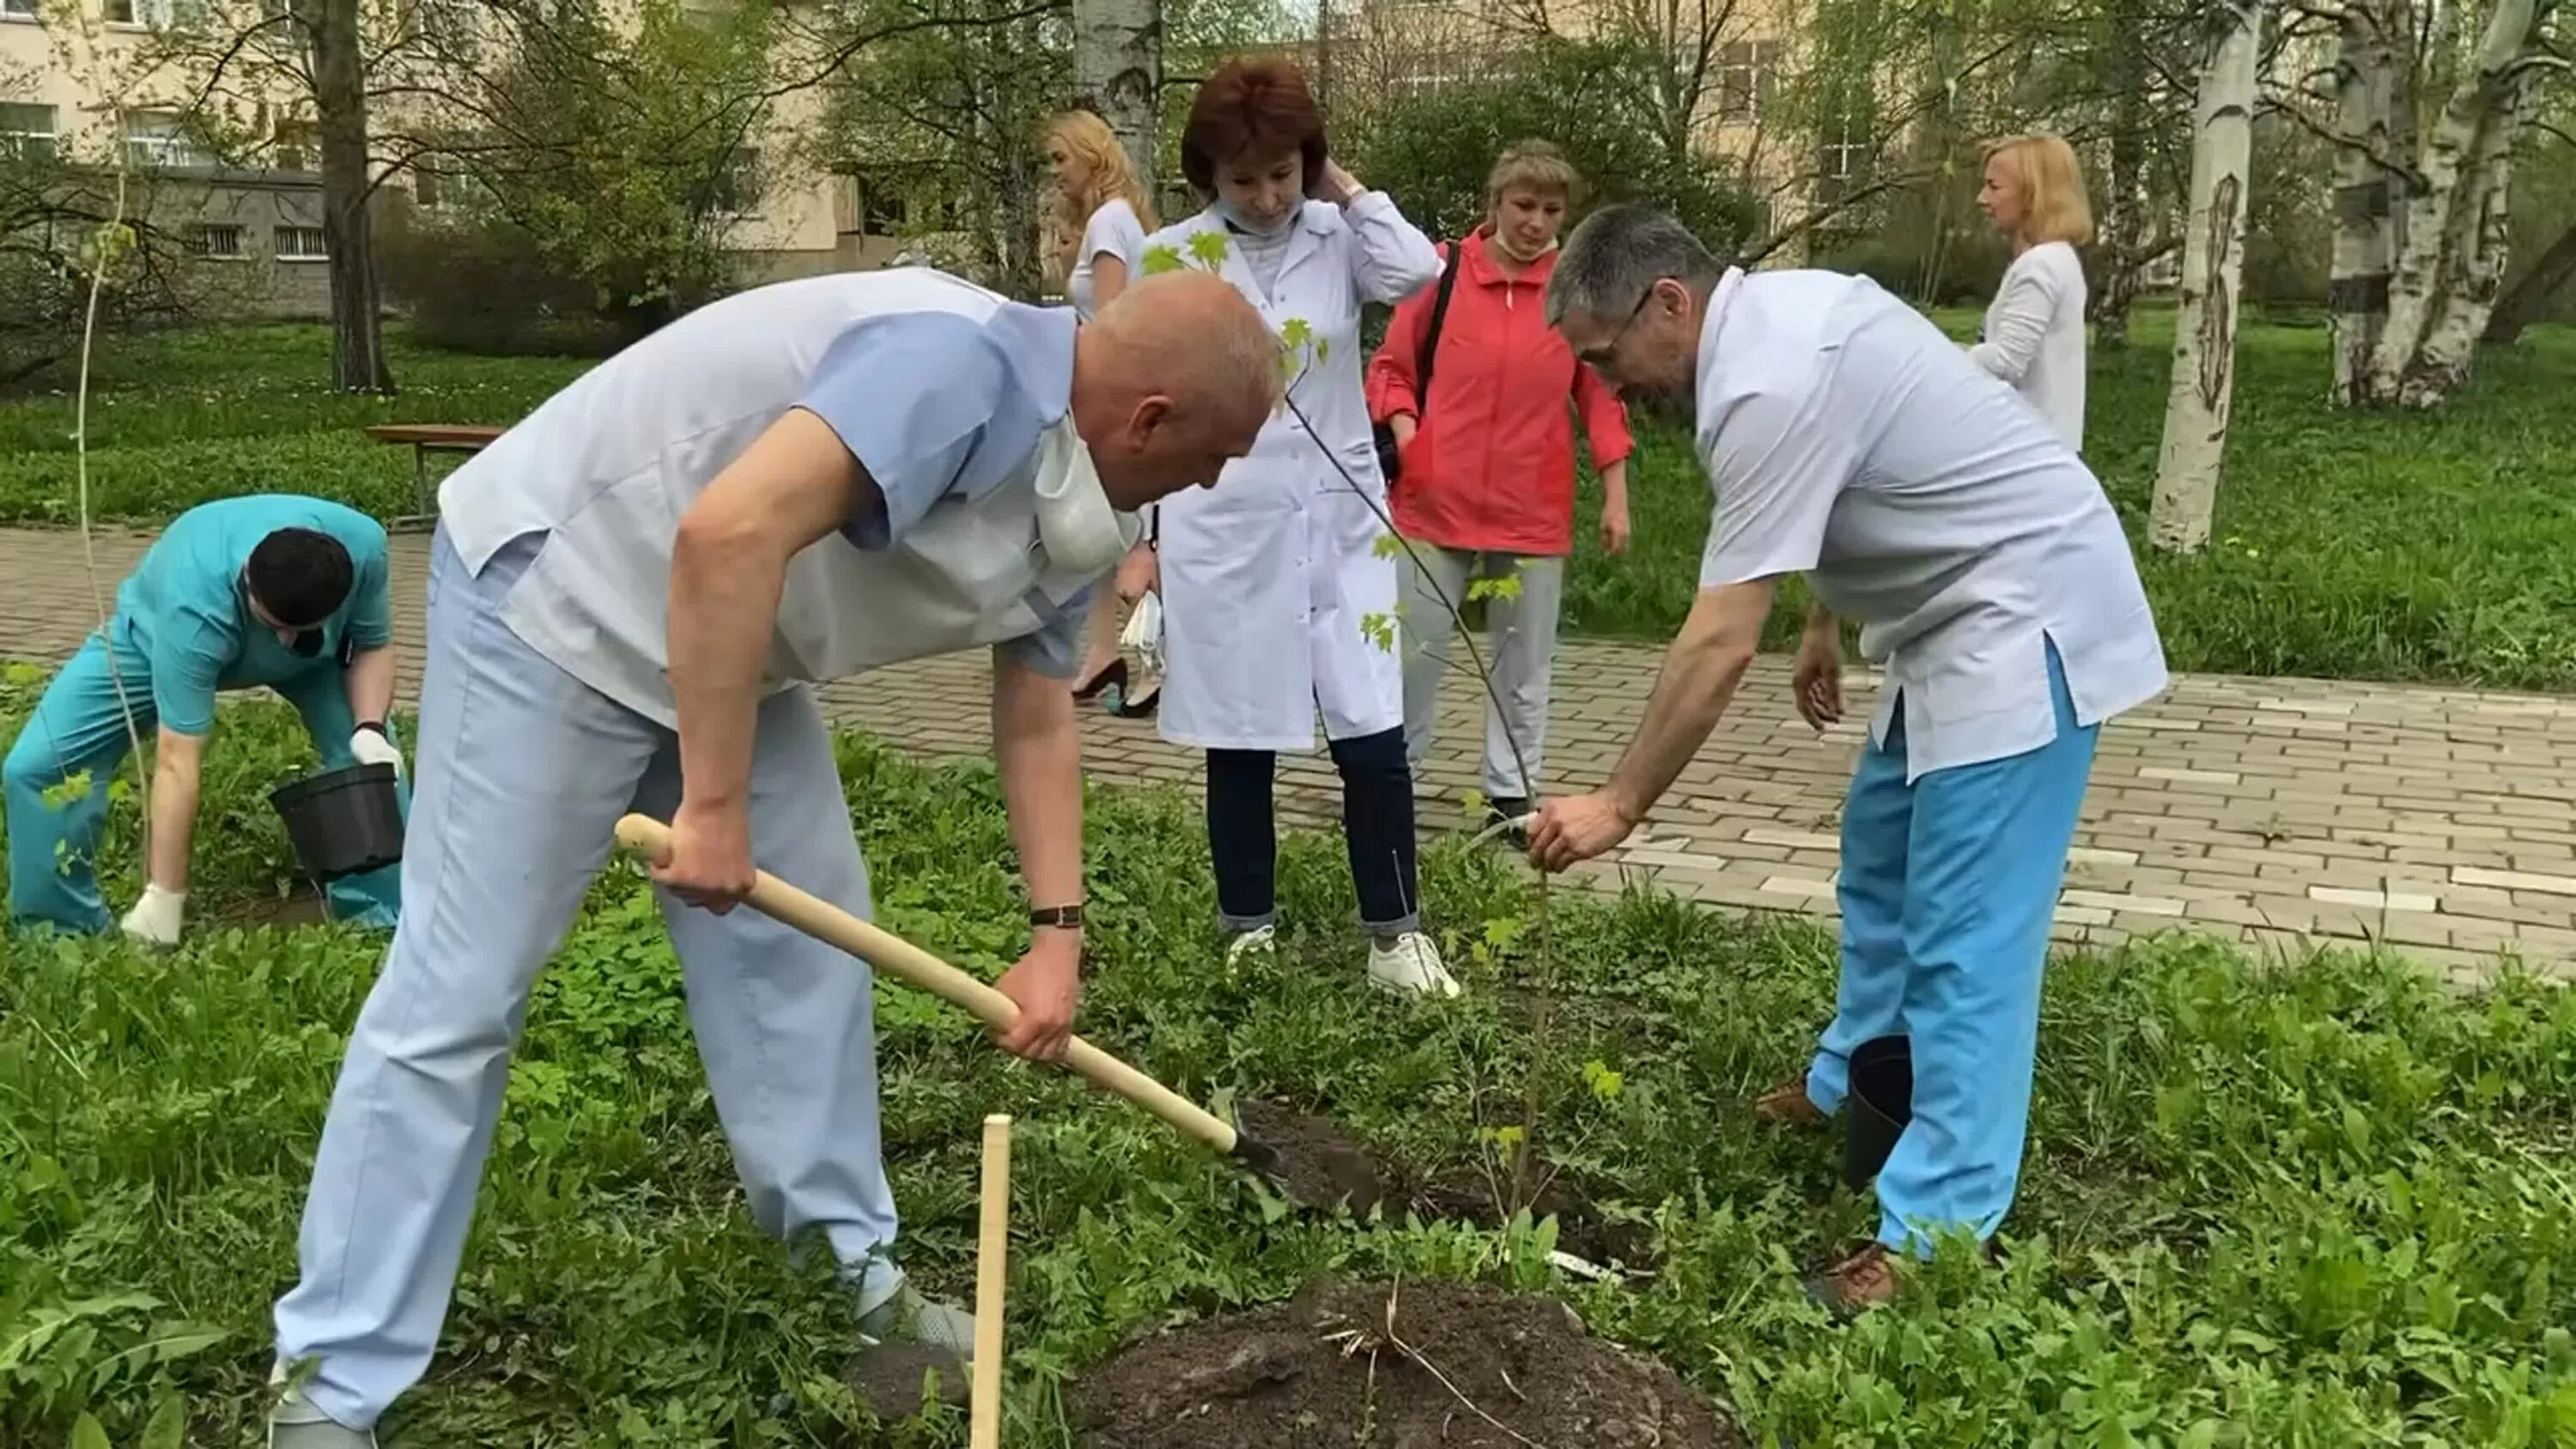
[1367,140,1632,833]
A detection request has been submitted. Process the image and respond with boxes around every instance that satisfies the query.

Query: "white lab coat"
[1149,194,1442,752]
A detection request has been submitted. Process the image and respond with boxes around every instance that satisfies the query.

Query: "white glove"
[350,724,404,773]
[119,882,185,947]
[1120,590,1163,675]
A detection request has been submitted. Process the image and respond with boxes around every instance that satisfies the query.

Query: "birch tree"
[2149,0,2264,555]
[1074,0,1161,186]
[2365,0,2562,404]
[2306,0,2566,406]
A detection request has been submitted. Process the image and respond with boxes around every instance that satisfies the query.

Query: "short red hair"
[1180,57,1327,198]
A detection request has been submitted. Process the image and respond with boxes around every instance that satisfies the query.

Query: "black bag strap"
[1412,240,1467,424]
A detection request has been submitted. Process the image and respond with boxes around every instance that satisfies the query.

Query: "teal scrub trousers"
[1802,640,2098,1257]
[3,628,405,934]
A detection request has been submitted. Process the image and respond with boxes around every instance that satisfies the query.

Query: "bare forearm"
[995,681,1084,913]
[343,644,397,725]
[1604,602,1757,821]
[994,694,1077,906]
[1601,460,1629,506]
[667,519,783,810]
[147,755,199,890]
[1804,597,1834,635]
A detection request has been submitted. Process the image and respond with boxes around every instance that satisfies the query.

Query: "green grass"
[9,311,2576,688]
[0,326,588,524]
[4,675,2574,1446]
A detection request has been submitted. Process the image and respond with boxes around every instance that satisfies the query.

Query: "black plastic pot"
[270,762,404,882]
[1843,1034,1914,1191]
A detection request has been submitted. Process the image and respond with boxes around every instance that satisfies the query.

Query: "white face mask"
[1030,420,1137,578]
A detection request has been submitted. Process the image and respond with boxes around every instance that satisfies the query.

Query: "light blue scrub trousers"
[3,627,404,934]
[1803,641,2097,1257]
[271,526,903,1430]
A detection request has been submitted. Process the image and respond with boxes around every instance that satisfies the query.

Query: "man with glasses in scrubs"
[3,494,406,942]
[1528,205,2167,1313]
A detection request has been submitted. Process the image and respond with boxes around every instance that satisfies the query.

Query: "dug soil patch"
[1072,1281,1741,1448]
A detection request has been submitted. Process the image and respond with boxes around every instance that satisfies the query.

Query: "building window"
[411,0,479,58]
[861,185,908,237]
[707,147,760,216]
[104,0,180,25]
[3,0,42,17]
[413,161,444,209]
[0,103,55,161]
[189,223,245,258]
[1717,39,1781,124]
[272,119,317,173]
[1815,123,1874,204]
[275,224,327,260]
[125,110,213,169]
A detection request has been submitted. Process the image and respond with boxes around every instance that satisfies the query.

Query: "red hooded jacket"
[1365,228,1633,557]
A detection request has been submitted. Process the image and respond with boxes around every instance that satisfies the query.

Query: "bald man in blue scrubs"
[3,494,406,939]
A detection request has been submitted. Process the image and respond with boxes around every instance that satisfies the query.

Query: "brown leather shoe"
[1805,1242,1901,1317]
[1752,1076,1828,1126]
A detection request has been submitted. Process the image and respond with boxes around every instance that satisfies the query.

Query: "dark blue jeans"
[1206,726,1419,936]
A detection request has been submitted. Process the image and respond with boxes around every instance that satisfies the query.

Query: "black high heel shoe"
[1071,658,1127,702]
[1111,676,1161,718]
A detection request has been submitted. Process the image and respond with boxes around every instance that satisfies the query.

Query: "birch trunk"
[2326,0,2406,404]
[2483,219,2576,346]
[2366,0,2550,407]
[2148,0,2262,555]
[315,0,392,394]
[1073,0,1162,191]
[2090,17,2151,350]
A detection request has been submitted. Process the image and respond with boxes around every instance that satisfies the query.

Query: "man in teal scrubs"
[3,494,407,940]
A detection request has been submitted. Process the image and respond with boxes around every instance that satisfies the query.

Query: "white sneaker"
[268,1376,375,1449]
[1367,931,1461,997]
[1224,925,1277,967]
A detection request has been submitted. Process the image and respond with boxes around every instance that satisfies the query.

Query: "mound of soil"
[1231,1100,1655,1270]
[1072,1281,1742,1448]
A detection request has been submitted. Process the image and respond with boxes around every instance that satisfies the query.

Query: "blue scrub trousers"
[1803,641,2097,1257]
[271,525,904,1431]
[3,628,404,934]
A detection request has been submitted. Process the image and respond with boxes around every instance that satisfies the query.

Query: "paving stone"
[6,523,2575,983]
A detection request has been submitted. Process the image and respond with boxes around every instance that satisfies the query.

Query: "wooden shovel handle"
[613,814,1238,1155]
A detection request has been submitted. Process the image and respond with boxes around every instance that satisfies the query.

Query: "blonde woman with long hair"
[1044,109,1166,708]
[1971,133,2093,452]
[1045,109,1159,322]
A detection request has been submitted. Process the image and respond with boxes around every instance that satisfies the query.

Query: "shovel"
[611,814,1379,1207]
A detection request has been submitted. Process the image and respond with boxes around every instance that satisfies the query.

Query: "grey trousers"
[1399,545,1565,802]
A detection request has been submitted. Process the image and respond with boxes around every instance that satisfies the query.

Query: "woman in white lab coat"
[1145,56,1459,996]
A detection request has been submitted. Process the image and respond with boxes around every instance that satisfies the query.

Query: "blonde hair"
[1984,133,2093,247]
[1044,109,1160,239]
[1486,139,1583,212]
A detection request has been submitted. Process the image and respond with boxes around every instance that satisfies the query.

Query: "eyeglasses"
[1578,282,1662,368]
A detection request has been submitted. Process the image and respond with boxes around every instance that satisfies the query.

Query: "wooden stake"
[970,1113,1012,1449]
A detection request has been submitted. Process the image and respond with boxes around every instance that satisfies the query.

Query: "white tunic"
[1068,197,1147,321]
[1147,194,1442,752]
[1967,240,2088,452]
[438,268,1137,727]
[1693,267,2167,782]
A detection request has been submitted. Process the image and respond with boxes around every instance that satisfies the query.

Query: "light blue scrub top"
[797,305,1091,679]
[112,494,394,736]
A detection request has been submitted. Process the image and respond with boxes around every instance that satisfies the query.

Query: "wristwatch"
[355,720,390,738]
[1029,904,1084,931]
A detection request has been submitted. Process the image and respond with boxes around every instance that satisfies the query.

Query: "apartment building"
[2,0,932,317]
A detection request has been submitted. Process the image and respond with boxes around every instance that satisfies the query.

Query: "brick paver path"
[9,525,2574,985]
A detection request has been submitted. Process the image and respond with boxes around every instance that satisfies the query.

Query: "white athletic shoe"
[267,1373,376,1448]
[1367,931,1461,997]
[1224,924,1278,967]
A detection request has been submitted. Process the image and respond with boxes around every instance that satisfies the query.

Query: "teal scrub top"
[112,494,394,737]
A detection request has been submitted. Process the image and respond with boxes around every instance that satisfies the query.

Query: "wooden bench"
[364,423,505,526]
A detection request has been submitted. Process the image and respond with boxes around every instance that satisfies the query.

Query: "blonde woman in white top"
[1043,108,1164,706]
[1971,134,2092,452]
